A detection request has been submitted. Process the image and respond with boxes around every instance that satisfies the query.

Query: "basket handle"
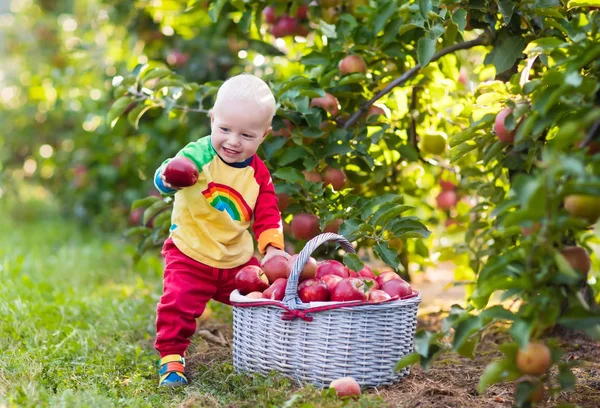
[282,232,356,310]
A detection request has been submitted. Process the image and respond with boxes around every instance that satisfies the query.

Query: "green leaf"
[558,364,577,390]
[568,0,600,8]
[484,35,527,74]
[132,196,161,210]
[452,315,482,354]
[343,253,364,273]
[478,359,511,393]
[154,78,190,90]
[417,36,437,67]
[398,144,420,161]
[273,167,305,183]
[124,226,151,238]
[373,0,397,34]
[127,104,155,129]
[143,200,170,226]
[509,319,532,349]
[374,242,399,269]
[141,68,172,83]
[452,9,467,31]
[208,0,227,22]
[498,0,515,24]
[394,353,421,372]
[419,0,432,18]
[107,96,133,128]
[278,146,310,166]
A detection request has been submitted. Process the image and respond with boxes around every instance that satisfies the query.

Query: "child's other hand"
[160,173,181,190]
[261,246,290,266]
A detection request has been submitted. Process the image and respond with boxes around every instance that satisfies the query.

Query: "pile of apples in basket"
[235,254,413,303]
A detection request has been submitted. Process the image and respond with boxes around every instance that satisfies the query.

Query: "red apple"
[321,274,343,292]
[375,271,402,288]
[436,190,458,210]
[362,277,379,290]
[291,213,320,240]
[323,218,343,234]
[329,377,361,398]
[277,192,291,212]
[495,108,516,144]
[381,278,412,298]
[295,4,308,19]
[235,265,270,295]
[163,156,199,188]
[358,265,376,279]
[263,255,292,284]
[246,291,264,299]
[303,170,323,183]
[310,93,340,116]
[129,207,144,226]
[338,55,367,75]
[271,16,297,38]
[272,119,294,138]
[298,278,330,302]
[367,105,386,119]
[440,180,456,191]
[289,254,318,281]
[323,167,347,190]
[262,6,277,24]
[262,278,287,301]
[330,277,367,302]
[316,260,349,279]
[368,289,392,303]
[458,67,468,85]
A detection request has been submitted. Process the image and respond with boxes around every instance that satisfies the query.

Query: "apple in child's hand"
[321,274,343,292]
[297,278,330,302]
[329,377,361,398]
[375,271,402,288]
[246,291,264,299]
[263,255,291,283]
[381,278,412,298]
[330,277,367,302]
[163,156,199,188]
[288,254,318,281]
[262,278,287,301]
[235,265,269,295]
[316,260,349,279]
[368,289,391,303]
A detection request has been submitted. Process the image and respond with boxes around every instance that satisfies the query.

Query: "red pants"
[155,238,260,357]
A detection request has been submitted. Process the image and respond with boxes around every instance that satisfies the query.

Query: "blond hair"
[213,74,276,122]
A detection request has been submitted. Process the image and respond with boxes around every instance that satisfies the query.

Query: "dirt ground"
[186,262,600,407]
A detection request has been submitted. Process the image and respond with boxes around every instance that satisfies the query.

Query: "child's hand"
[160,173,182,191]
[261,246,290,266]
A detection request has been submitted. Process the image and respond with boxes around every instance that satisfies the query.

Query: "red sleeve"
[250,156,284,255]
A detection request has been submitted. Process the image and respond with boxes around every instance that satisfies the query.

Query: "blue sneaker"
[158,354,188,387]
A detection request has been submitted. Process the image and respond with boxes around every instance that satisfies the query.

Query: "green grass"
[0,194,390,407]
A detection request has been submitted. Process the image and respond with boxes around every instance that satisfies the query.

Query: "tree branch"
[131,90,210,114]
[344,31,493,129]
[580,119,600,148]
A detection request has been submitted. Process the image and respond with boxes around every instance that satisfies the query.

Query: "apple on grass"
[329,377,361,398]
[163,156,199,188]
[262,278,287,301]
[262,255,291,283]
[321,274,343,292]
[330,277,367,302]
[288,254,318,281]
[235,265,269,295]
[316,260,349,279]
[297,278,329,303]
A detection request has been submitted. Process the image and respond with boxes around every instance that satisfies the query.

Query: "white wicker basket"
[231,233,421,388]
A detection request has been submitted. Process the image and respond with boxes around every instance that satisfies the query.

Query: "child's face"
[210,99,272,163]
